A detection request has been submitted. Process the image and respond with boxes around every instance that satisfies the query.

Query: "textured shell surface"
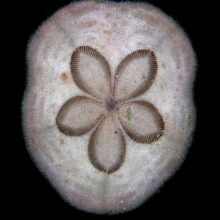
[22,0,196,214]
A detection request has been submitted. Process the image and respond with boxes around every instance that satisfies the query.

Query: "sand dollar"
[22,0,196,214]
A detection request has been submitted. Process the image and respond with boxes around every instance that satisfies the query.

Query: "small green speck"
[142,74,147,80]
[126,106,132,121]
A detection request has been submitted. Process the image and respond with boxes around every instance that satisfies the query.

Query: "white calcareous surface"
[22,0,196,214]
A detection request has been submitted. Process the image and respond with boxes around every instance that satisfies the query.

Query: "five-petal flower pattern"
[56,46,165,174]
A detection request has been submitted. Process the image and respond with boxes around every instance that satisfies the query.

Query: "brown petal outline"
[119,100,164,143]
[88,118,126,174]
[70,46,112,99]
[56,96,104,136]
[113,49,158,101]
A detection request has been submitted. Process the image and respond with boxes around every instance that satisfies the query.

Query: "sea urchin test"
[22,0,196,214]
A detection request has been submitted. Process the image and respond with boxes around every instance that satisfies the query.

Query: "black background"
[2,0,215,218]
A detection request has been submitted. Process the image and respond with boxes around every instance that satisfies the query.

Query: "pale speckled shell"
[22,0,196,214]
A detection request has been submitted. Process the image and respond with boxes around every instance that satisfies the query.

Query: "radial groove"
[56,96,104,136]
[71,46,112,99]
[88,117,126,174]
[113,49,158,101]
[118,100,164,143]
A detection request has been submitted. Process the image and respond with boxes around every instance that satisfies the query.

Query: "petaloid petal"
[56,96,104,136]
[113,49,157,101]
[118,101,164,143]
[88,116,126,174]
[71,46,111,100]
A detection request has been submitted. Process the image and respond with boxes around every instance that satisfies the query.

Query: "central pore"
[105,98,117,111]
